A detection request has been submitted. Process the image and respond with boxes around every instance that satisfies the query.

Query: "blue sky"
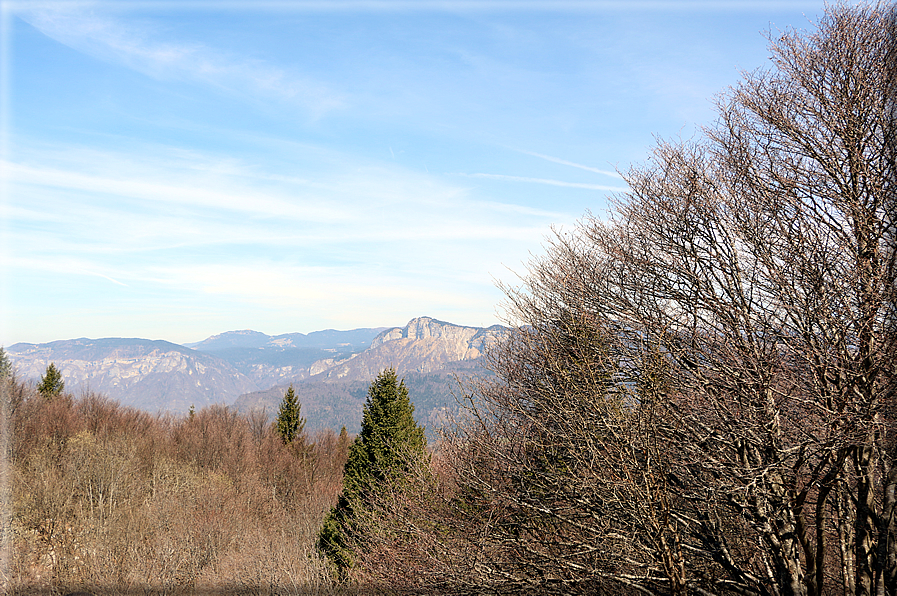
[2,0,835,345]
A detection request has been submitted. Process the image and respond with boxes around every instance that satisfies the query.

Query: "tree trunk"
[854,444,877,596]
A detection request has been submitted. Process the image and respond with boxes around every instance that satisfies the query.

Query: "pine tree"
[0,347,12,380]
[337,425,350,452]
[318,368,427,578]
[275,384,305,445]
[37,362,64,399]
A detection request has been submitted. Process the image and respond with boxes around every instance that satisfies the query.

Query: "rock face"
[233,317,506,435]
[313,317,504,381]
[7,318,506,427]
[371,317,499,352]
[7,338,257,413]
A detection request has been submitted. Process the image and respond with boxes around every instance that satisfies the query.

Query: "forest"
[4,2,896,595]
[4,381,350,593]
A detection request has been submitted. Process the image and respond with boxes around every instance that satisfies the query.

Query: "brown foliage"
[4,384,350,595]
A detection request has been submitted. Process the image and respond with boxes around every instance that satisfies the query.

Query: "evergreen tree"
[37,362,64,399]
[275,384,305,445]
[318,368,427,578]
[0,347,12,380]
[337,425,350,452]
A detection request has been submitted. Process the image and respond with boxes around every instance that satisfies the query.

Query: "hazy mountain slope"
[232,318,504,436]
[7,338,257,412]
[235,379,371,435]
[187,328,386,350]
[7,318,504,428]
[186,327,388,388]
[310,317,503,381]
[233,362,487,438]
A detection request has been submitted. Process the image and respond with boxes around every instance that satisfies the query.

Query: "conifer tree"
[37,362,64,399]
[337,425,350,452]
[275,384,305,445]
[0,347,12,380]
[318,368,427,578]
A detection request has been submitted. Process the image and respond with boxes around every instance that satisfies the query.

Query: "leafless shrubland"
[3,384,350,596]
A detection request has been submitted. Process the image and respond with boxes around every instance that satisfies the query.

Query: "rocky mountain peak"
[371,316,486,348]
[7,318,506,424]
[318,317,505,380]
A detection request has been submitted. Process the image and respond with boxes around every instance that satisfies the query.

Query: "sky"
[1,0,839,346]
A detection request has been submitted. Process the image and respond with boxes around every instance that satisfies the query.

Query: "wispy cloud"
[8,255,131,287]
[5,140,564,284]
[4,160,348,223]
[85,269,129,287]
[14,3,345,116]
[516,149,624,179]
[477,201,568,219]
[462,172,627,192]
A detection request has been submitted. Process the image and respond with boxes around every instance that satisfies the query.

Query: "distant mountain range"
[185,327,388,389]
[185,327,385,351]
[7,317,505,433]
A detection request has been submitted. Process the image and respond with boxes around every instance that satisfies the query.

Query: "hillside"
[187,327,387,388]
[7,318,505,428]
[234,360,488,437]
[234,317,504,434]
[306,317,503,381]
[6,338,256,412]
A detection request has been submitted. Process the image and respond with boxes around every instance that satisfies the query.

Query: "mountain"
[234,362,486,439]
[186,327,387,389]
[186,327,385,351]
[6,338,257,412]
[7,318,506,431]
[307,317,503,381]
[232,317,505,435]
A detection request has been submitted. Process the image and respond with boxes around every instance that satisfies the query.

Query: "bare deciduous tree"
[426,3,897,596]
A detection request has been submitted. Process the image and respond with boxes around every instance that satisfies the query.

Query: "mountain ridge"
[186,327,388,351]
[7,337,256,413]
[7,317,506,430]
